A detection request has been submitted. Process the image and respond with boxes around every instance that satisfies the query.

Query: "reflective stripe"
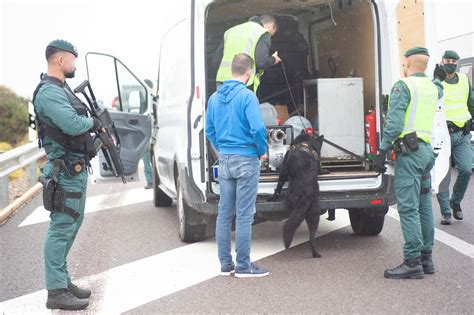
[446,103,470,110]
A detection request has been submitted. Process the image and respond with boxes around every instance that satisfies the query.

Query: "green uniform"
[142,148,152,185]
[380,73,441,260]
[216,21,268,92]
[35,80,94,290]
[436,72,473,214]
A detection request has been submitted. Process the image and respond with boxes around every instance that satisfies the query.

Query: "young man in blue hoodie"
[205,53,269,277]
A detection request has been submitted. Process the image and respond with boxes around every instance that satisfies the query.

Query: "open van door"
[85,52,152,183]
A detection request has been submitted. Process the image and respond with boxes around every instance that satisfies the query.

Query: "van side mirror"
[144,79,153,89]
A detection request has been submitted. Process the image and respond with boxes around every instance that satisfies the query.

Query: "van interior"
[205,0,381,183]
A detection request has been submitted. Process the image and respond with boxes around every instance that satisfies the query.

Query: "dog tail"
[283,210,305,249]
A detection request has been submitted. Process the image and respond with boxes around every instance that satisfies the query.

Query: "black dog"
[270,132,324,258]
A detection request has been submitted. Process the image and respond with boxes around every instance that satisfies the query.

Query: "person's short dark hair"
[260,15,276,26]
[231,53,254,76]
[45,46,62,61]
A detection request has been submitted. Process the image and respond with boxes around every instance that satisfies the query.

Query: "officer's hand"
[373,149,387,174]
[273,51,281,65]
[433,64,447,82]
[260,154,269,161]
[91,117,102,133]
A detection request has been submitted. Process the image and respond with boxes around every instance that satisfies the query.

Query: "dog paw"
[312,252,322,258]
[267,194,279,202]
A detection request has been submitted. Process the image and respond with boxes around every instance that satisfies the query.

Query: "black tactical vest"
[32,74,97,164]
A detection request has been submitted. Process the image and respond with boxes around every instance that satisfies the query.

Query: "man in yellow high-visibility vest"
[433,50,474,225]
[213,15,281,93]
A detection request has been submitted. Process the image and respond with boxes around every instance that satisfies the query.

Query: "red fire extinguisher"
[365,109,377,159]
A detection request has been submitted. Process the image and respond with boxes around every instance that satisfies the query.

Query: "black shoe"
[384,258,424,279]
[68,282,92,299]
[440,213,452,225]
[450,200,463,220]
[144,183,153,190]
[46,288,89,310]
[421,252,435,274]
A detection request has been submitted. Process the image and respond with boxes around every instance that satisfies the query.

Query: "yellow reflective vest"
[399,76,438,144]
[442,72,471,127]
[216,21,268,92]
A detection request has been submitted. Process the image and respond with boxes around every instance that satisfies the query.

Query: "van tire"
[153,159,173,207]
[176,178,207,243]
[349,208,386,236]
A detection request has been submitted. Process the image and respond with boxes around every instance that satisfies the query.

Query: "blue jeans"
[216,154,260,271]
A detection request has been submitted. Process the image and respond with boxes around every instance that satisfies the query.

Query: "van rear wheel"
[176,178,207,243]
[349,207,387,235]
[152,158,173,207]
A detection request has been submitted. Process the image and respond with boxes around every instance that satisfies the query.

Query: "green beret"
[47,39,78,57]
[404,47,429,57]
[442,50,460,60]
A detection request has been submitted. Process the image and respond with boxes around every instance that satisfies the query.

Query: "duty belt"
[447,121,471,135]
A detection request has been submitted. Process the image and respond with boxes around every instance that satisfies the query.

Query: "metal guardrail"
[0,142,45,208]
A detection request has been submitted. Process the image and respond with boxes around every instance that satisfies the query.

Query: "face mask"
[444,63,457,74]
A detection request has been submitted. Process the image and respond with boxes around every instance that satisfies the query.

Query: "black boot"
[450,200,463,220]
[68,282,92,299]
[421,251,435,274]
[46,288,89,310]
[440,213,452,225]
[384,258,424,279]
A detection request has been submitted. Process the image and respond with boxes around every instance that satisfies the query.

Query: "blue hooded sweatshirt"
[205,80,267,157]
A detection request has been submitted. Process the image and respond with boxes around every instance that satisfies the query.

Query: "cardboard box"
[274,104,289,123]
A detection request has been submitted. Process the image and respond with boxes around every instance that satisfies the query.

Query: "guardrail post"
[0,176,8,209]
[28,161,37,186]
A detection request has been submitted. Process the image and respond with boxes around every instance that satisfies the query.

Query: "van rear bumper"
[197,175,395,219]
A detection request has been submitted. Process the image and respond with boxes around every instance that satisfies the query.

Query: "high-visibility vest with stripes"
[441,72,471,127]
[397,76,438,144]
[216,21,268,92]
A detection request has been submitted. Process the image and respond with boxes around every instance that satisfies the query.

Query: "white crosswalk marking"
[387,208,474,258]
[18,188,153,227]
[2,212,351,314]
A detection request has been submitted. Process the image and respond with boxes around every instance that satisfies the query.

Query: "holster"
[394,132,419,154]
[39,159,82,219]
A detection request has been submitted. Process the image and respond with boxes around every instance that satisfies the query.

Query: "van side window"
[116,62,147,114]
[158,19,191,106]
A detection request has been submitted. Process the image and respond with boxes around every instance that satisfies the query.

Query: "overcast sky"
[1,0,472,99]
[0,0,176,98]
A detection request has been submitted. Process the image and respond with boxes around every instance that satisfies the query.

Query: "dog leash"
[322,138,373,165]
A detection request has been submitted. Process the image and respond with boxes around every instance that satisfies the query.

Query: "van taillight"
[370,199,383,205]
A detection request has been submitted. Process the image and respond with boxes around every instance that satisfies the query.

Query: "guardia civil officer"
[433,50,473,225]
[374,47,443,279]
[33,40,101,310]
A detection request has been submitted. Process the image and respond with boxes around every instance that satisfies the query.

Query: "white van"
[86,0,444,242]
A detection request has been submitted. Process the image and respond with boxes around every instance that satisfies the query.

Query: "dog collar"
[290,142,319,160]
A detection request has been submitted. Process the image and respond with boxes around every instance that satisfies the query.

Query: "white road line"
[2,212,351,314]
[18,188,153,227]
[387,208,474,259]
